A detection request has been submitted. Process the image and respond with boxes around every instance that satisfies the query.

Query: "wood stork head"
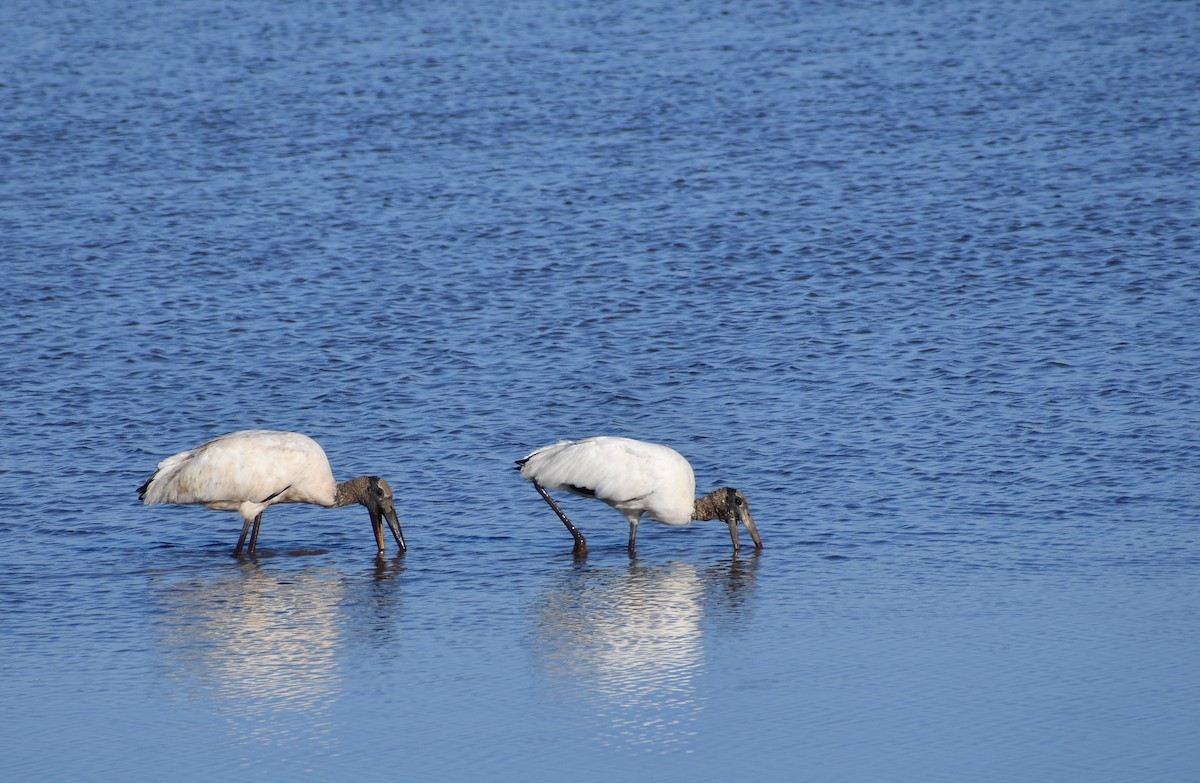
[338,476,406,553]
[695,487,762,553]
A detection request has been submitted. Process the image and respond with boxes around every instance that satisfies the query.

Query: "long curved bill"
[371,507,408,553]
[384,507,407,552]
[729,507,763,552]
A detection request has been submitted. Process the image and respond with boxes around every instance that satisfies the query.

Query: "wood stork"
[138,430,406,556]
[516,436,762,557]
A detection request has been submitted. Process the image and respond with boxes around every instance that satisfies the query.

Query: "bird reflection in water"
[153,562,352,746]
[534,557,759,752]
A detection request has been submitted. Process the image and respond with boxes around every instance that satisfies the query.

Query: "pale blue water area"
[2,0,1199,780]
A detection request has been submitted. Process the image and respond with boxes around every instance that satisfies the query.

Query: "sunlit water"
[2,0,1198,780]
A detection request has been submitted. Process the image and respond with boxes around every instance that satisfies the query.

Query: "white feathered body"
[140,430,339,520]
[518,436,697,526]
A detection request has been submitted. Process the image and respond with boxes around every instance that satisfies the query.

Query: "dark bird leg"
[534,482,587,557]
[242,486,288,556]
[234,513,260,557]
[247,513,264,555]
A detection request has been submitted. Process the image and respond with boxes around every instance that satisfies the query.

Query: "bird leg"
[534,483,588,557]
[234,513,260,557]
[247,512,265,555]
[241,485,289,556]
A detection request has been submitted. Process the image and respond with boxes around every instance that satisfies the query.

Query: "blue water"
[2,0,1199,780]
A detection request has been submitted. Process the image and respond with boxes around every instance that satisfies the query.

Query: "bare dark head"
[696,487,763,553]
[368,477,406,554]
[339,476,406,554]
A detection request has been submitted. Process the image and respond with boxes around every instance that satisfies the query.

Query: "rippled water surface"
[2,0,1198,780]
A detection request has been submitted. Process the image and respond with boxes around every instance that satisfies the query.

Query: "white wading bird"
[516,436,762,557]
[138,430,406,556]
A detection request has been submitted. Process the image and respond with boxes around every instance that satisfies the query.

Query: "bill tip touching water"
[517,435,762,557]
[138,429,406,556]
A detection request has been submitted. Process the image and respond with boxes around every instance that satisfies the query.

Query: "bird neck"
[333,476,372,508]
[692,489,728,521]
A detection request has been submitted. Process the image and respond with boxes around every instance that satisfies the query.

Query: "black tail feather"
[136,473,155,501]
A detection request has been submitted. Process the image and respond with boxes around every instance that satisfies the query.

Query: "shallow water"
[2,0,1198,780]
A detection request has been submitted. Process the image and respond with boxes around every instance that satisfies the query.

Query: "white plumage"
[517,436,762,556]
[139,430,405,556]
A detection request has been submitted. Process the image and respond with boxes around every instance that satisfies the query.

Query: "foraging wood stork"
[138,430,406,556]
[516,436,762,556]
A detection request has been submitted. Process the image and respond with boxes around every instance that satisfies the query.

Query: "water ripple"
[1,0,1197,779]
